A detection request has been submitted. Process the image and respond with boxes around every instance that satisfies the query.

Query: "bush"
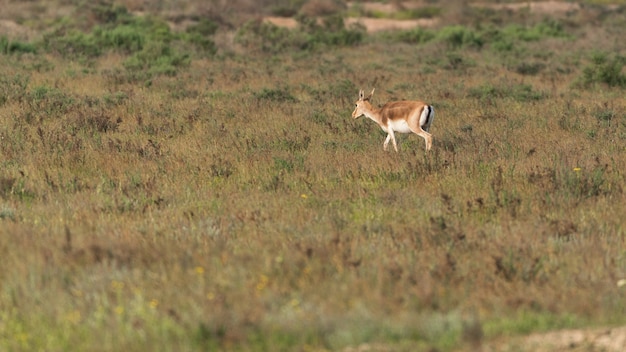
[123,41,190,77]
[235,14,364,54]
[26,86,76,118]
[0,36,37,54]
[469,83,546,102]
[235,21,307,54]
[41,2,216,76]
[43,30,102,58]
[270,0,308,16]
[577,52,626,88]
[254,87,297,103]
[95,25,145,54]
[392,27,435,44]
[183,19,219,55]
[89,2,134,24]
[0,74,29,106]
[437,26,483,49]
[515,62,546,76]
[388,20,570,49]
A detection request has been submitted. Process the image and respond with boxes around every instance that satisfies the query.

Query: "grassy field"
[2,0,626,351]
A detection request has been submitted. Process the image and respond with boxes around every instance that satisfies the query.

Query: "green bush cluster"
[0,36,37,55]
[235,14,364,54]
[577,52,626,88]
[37,4,217,78]
[254,87,297,103]
[438,25,484,48]
[389,20,569,50]
[468,83,547,102]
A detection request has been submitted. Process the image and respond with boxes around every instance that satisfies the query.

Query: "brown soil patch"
[347,17,438,32]
[342,326,626,351]
[263,16,299,29]
[0,19,34,40]
[346,1,426,13]
[481,325,626,352]
[263,16,437,33]
[472,1,581,15]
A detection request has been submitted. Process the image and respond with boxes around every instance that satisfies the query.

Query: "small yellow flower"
[111,280,124,292]
[149,299,159,308]
[65,310,82,324]
[195,266,205,275]
[300,194,307,199]
[115,306,124,315]
[15,333,28,344]
[573,167,581,172]
[256,274,269,292]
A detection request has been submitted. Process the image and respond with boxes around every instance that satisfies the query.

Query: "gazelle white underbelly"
[386,119,412,134]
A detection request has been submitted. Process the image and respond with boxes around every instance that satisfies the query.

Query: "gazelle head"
[352,88,375,119]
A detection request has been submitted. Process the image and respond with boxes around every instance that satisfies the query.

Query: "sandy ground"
[264,16,438,32]
[0,19,34,39]
[481,325,626,352]
[340,325,626,351]
[471,1,581,14]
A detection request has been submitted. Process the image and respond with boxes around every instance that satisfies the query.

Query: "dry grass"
[2,1,626,351]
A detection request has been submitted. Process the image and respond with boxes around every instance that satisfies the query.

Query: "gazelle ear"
[365,88,375,101]
[358,90,364,100]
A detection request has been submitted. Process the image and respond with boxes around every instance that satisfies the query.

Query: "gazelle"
[352,89,434,152]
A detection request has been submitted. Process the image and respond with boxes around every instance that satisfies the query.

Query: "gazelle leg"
[388,130,399,152]
[384,134,391,151]
[409,127,433,152]
[424,133,432,151]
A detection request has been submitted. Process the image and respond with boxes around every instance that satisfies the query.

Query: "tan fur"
[352,89,434,152]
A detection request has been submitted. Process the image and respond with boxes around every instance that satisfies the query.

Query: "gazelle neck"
[363,104,383,125]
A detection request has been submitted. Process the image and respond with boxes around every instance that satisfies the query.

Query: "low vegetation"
[1,0,626,351]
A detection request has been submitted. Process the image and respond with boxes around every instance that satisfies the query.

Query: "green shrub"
[236,21,307,53]
[183,19,219,54]
[41,3,215,73]
[0,36,37,54]
[389,20,569,49]
[577,52,626,88]
[437,25,483,49]
[235,14,364,54]
[43,30,102,58]
[469,83,546,102]
[525,19,568,40]
[392,27,435,44]
[95,25,145,54]
[89,2,133,24]
[254,87,297,103]
[123,41,190,77]
[298,14,365,49]
[26,86,76,118]
[443,52,475,70]
[515,62,546,75]
[0,74,29,106]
